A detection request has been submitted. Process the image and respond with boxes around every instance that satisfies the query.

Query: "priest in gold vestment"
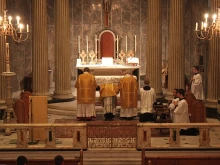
[75,67,97,120]
[99,82,119,120]
[118,72,138,119]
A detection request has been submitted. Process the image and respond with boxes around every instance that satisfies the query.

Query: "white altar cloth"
[76,64,140,85]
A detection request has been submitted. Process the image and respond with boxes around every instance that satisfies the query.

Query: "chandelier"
[0,10,29,43]
[195,8,220,40]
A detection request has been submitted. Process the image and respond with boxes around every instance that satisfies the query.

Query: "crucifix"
[103,0,111,27]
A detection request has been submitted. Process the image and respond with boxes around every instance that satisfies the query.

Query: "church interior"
[0,0,220,165]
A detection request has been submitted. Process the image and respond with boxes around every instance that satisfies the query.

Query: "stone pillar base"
[52,92,74,100]
[205,99,218,108]
[206,107,218,119]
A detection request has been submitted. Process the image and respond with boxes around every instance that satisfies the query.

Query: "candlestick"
[78,36,80,54]
[125,35,127,52]
[95,35,97,53]
[117,35,119,52]
[6,43,10,72]
[134,35,136,53]
[86,35,88,53]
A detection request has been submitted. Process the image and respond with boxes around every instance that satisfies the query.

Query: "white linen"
[191,73,204,100]
[139,88,156,114]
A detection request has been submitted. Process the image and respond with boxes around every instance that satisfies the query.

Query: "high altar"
[76,30,140,85]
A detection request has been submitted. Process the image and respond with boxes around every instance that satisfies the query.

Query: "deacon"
[75,67,97,120]
[191,66,204,100]
[139,77,156,122]
[118,70,138,119]
[99,81,119,120]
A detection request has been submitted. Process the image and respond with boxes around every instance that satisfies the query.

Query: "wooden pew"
[142,148,220,165]
[0,150,83,165]
[13,91,32,123]
[185,92,206,123]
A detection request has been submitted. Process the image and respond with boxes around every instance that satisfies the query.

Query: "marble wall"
[4,0,208,92]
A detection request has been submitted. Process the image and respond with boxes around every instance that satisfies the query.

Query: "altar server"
[118,71,138,119]
[191,66,204,100]
[99,81,119,120]
[75,67,97,120]
[168,88,179,121]
[173,89,190,123]
[139,77,156,122]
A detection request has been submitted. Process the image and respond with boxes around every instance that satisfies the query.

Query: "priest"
[75,67,97,120]
[99,81,119,120]
[118,70,138,119]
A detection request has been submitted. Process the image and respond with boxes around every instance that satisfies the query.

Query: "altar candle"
[86,35,88,53]
[95,35,97,53]
[78,36,80,54]
[27,24,29,32]
[134,35,136,52]
[125,35,127,52]
[117,35,119,52]
[6,43,10,72]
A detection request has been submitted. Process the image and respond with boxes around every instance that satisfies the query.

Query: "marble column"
[53,0,73,100]
[0,0,6,109]
[206,0,220,109]
[32,0,50,96]
[146,0,163,98]
[166,0,185,100]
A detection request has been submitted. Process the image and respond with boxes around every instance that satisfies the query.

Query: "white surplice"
[191,73,204,100]
[139,87,156,114]
[173,99,190,123]
[168,97,179,121]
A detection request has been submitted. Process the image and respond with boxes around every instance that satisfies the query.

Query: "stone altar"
[76,64,140,86]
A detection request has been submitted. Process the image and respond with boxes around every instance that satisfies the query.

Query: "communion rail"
[0,123,220,149]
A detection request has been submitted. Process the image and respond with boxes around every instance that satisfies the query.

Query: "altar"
[76,64,140,86]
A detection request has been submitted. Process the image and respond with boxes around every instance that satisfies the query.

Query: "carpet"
[54,119,169,138]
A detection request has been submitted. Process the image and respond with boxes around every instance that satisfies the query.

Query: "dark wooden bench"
[0,150,83,165]
[142,148,220,165]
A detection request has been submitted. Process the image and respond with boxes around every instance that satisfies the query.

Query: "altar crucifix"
[103,0,111,27]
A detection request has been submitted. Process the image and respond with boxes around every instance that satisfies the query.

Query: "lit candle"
[213,14,217,23]
[95,35,97,53]
[205,13,208,22]
[134,35,136,52]
[125,35,127,52]
[201,22,204,30]
[195,23,198,31]
[8,16,12,24]
[6,43,10,72]
[0,16,2,24]
[16,16,20,25]
[86,35,88,53]
[78,36,80,54]
[19,24,24,32]
[26,24,29,32]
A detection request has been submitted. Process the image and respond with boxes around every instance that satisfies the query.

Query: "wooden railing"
[142,148,220,165]
[0,149,83,165]
[0,123,220,149]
